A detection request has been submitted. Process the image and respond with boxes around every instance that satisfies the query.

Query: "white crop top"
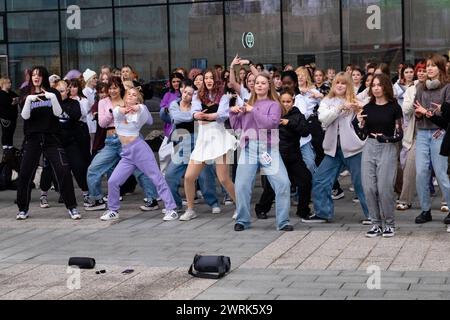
[113,104,153,137]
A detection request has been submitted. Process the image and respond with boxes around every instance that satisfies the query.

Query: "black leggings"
[17,133,77,212]
[1,118,16,147]
[256,154,312,217]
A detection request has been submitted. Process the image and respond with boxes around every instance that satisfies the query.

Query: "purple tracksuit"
[107,106,176,212]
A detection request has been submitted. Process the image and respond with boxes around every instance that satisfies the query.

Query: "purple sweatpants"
[108,138,176,212]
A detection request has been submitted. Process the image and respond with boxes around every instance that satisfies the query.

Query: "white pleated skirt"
[190,121,238,162]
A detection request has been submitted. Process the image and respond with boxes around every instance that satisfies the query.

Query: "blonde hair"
[327,72,357,104]
[295,67,314,89]
[125,87,144,104]
[248,71,280,106]
[0,78,10,88]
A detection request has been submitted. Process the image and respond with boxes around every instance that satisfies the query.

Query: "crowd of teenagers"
[2,52,450,237]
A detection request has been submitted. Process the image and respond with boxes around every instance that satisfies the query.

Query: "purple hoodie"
[160,91,181,136]
[229,99,281,147]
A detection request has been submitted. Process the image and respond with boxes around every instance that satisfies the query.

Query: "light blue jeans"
[301,141,317,174]
[235,140,291,230]
[415,129,450,211]
[87,134,158,201]
[165,137,219,209]
[312,146,369,220]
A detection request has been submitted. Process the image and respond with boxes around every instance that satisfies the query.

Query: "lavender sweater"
[160,91,181,136]
[229,99,281,147]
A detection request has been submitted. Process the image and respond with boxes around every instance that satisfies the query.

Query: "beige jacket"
[318,97,366,158]
[402,81,418,150]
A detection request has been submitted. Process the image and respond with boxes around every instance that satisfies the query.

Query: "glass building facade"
[1,0,449,89]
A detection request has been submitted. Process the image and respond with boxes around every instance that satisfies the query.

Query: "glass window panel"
[283,0,340,71]
[8,12,59,41]
[342,0,402,75]
[225,0,281,70]
[170,2,223,71]
[60,9,113,76]
[115,0,166,6]
[60,0,112,8]
[116,5,168,110]
[6,0,58,11]
[405,0,450,62]
[0,16,4,41]
[9,42,60,89]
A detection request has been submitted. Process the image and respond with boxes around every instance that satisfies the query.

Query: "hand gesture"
[280,119,289,126]
[431,102,441,113]
[42,90,54,100]
[239,59,250,66]
[194,112,205,120]
[356,110,367,123]
[244,102,253,113]
[231,54,240,67]
[370,133,382,138]
[230,106,242,114]
[414,100,427,116]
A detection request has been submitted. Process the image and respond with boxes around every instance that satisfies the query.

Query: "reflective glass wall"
[3,0,450,89]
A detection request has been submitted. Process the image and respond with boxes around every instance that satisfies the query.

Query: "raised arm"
[229,56,243,95]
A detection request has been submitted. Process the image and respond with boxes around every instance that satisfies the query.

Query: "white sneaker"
[196,190,203,199]
[441,202,449,212]
[232,211,238,220]
[16,211,29,220]
[340,170,350,177]
[100,210,119,221]
[212,206,221,214]
[447,225,450,233]
[349,186,355,192]
[163,209,179,221]
[68,208,81,220]
[179,209,197,221]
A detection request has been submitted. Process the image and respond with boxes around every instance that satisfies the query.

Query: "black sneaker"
[85,199,107,211]
[443,213,450,225]
[382,226,395,238]
[415,210,432,224]
[140,199,159,211]
[331,188,345,200]
[302,214,328,223]
[280,225,294,232]
[256,211,268,219]
[234,223,245,231]
[365,225,383,238]
[83,194,90,207]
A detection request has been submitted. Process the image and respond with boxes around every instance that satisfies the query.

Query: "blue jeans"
[415,129,450,211]
[312,146,369,220]
[235,140,291,230]
[165,136,218,209]
[301,141,317,174]
[87,134,158,201]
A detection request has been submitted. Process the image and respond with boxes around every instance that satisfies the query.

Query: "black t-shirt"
[362,101,402,138]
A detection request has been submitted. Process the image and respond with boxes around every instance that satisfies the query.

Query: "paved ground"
[1,176,450,300]
[1,117,450,300]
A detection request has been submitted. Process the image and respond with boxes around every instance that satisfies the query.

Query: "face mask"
[426,79,441,90]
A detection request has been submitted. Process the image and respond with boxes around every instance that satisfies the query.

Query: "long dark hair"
[169,72,184,93]
[69,79,87,99]
[30,66,51,94]
[281,70,300,95]
[369,74,395,103]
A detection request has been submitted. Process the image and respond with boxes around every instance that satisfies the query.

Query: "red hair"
[414,61,426,74]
